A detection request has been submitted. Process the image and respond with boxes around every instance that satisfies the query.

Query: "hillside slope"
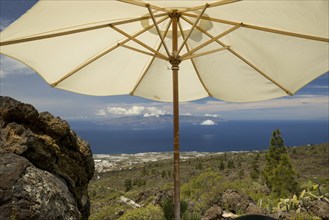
[89,143,329,220]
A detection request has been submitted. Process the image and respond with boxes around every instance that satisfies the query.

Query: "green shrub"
[238,169,245,179]
[183,211,201,220]
[181,170,222,213]
[196,162,203,170]
[161,198,188,220]
[133,178,146,187]
[118,205,164,220]
[90,204,129,220]
[161,170,166,178]
[219,160,225,170]
[162,198,174,220]
[124,179,132,192]
[227,159,235,169]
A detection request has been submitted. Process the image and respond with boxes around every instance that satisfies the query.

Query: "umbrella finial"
[169,10,181,20]
[170,53,181,71]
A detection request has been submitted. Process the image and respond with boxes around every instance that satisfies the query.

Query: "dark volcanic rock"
[0,96,94,219]
[152,190,173,205]
[202,205,223,220]
[200,190,268,219]
[246,203,267,215]
[0,153,81,219]
[308,199,329,220]
[220,189,254,214]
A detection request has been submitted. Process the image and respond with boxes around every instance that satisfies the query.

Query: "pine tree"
[250,153,260,181]
[124,179,132,192]
[219,160,225,170]
[270,154,298,197]
[161,170,166,178]
[262,129,286,187]
[227,159,235,169]
[262,129,298,197]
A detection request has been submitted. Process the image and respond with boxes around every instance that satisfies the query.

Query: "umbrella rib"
[242,23,329,42]
[182,13,329,42]
[177,4,209,55]
[130,19,173,96]
[50,16,169,87]
[120,44,167,60]
[181,47,229,61]
[226,46,293,95]
[0,13,168,46]
[182,16,293,96]
[110,24,169,61]
[180,23,240,60]
[178,19,212,97]
[147,4,171,57]
[111,13,168,26]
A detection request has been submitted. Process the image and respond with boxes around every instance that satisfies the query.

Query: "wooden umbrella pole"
[170,11,181,220]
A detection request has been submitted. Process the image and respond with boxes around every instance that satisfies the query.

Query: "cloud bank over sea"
[200,120,216,126]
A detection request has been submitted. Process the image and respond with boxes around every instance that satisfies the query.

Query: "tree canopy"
[262,129,299,197]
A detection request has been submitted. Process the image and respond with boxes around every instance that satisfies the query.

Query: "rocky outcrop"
[119,196,141,208]
[152,190,173,206]
[199,189,269,219]
[0,96,94,219]
[0,153,81,219]
[202,205,223,220]
[220,189,255,214]
[308,200,329,220]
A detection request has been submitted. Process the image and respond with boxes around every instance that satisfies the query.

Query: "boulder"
[222,211,239,219]
[0,153,81,219]
[245,203,267,215]
[0,96,94,219]
[202,205,223,220]
[308,199,329,220]
[152,190,173,205]
[119,196,141,208]
[220,189,254,214]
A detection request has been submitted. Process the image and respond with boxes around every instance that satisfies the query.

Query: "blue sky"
[0,0,328,122]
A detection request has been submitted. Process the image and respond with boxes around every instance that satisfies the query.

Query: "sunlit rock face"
[0,96,94,220]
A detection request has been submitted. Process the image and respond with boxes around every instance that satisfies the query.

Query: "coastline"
[93,150,250,173]
[92,142,328,173]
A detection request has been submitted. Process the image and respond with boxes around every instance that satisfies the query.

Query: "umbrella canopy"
[1,0,328,102]
[1,1,328,219]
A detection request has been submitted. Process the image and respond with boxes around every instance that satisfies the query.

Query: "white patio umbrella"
[1,0,328,219]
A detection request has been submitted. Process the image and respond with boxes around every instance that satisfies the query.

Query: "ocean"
[71,120,329,154]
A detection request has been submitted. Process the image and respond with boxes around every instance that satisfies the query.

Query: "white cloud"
[107,106,145,116]
[0,55,34,78]
[127,106,145,115]
[144,107,168,117]
[107,107,129,115]
[200,120,216,126]
[96,109,107,116]
[306,85,329,89]
[205,113,219,118]
[0,18,12,31]
[182,95,328,113]
[102,105,169,117]
[181,112,192,116]
[0,70,5,78]
[91,94,328,120]
[143,113,159,118]
[178,94,328,120]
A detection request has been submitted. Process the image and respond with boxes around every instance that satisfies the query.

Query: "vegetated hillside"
[88,143,329,220]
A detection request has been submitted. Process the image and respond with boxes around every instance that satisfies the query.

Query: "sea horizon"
[70,119,329,154]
